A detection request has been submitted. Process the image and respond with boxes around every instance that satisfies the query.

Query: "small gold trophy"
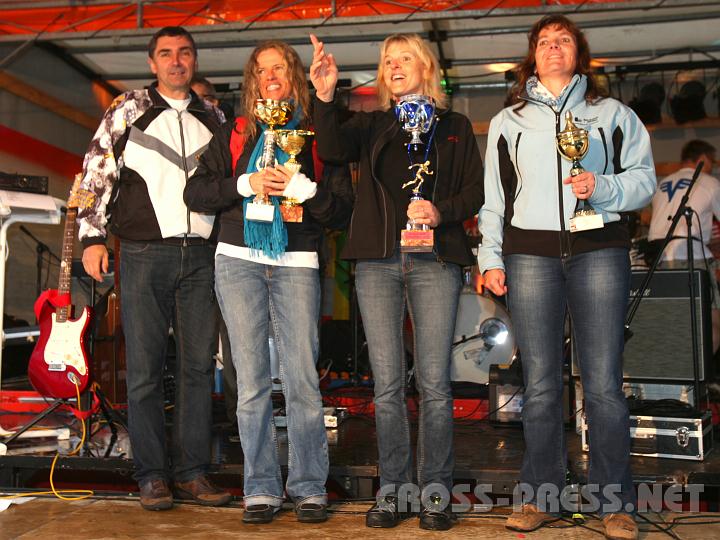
[556,110,604,233]
[275,129,315,223]
[247,98,294,222]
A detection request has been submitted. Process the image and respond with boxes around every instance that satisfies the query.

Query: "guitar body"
[26,174,96,400]
[28,301,92,399]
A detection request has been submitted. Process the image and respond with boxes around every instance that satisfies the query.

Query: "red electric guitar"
[28,174,96,399]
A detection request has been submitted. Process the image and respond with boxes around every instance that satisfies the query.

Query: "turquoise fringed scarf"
[243,106,302,259]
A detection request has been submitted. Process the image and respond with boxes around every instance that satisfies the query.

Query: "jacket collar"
[148,82,206,113]
[520,74,587,114]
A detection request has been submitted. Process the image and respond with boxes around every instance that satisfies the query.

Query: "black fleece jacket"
[312,96,483,267]
[184,119,353,252]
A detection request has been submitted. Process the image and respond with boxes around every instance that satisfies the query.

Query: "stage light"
[479,318,509,349]
[629,82,665,125]
[671,80,707,124]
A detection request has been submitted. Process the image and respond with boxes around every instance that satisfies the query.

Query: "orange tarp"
[0,1,633,36]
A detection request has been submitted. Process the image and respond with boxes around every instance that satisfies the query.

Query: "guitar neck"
[57,207,77,323]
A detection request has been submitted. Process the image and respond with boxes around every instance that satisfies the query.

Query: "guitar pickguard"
[44,311,89,376]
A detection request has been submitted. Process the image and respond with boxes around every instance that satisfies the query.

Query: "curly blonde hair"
[375,33,448,110]
[241,41,310,138]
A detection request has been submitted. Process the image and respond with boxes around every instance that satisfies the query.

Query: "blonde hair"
[241,41,310,139]
[375,33,448,110]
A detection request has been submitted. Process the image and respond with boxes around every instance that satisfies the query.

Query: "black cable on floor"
[637,512,682,539]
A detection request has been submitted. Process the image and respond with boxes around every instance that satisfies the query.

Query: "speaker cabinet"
[572,269,713,382]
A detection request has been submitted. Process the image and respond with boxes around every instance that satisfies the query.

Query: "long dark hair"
[508,15,605,111]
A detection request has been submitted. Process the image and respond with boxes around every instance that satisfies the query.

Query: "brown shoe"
[505,504,558,532]
[603,513,638,540]
[139,479,173,511]
[174,475,232,506]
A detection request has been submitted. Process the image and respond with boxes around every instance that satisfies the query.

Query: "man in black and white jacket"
[78,26,230,511]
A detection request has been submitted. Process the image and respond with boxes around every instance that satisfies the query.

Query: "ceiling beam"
[0,70,98,130]
[55,9,720,54]
[99,44,720,81]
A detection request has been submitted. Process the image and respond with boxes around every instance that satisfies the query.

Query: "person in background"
[648,139,720,353]
[185,40,353,525]
[78,26,231,511]
[191,75,219,107]
[478,15,655,540]
[192,74,235,122]
[310,32,483,531]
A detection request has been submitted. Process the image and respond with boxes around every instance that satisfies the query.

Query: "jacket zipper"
[177,109,191,246]
[521,78,580,258]
[554,109,568,257]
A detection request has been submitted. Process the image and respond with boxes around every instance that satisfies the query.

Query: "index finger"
[310,33,322,52]
[275,164,294,178]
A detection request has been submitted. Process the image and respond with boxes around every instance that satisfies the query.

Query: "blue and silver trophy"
[396,94,437,252]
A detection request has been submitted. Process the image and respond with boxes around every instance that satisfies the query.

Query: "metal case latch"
[676,426,690,448]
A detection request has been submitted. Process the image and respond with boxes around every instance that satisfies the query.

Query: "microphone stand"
[625,161,705,408]
[19,225,61,300]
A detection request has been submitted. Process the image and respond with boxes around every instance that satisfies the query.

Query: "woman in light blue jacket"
[478,15,655,540]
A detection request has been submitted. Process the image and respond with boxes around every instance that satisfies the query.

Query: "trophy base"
[280,203,303,223]
[246,202,276,222]
[401,229,434,252]
[569,212,604,233]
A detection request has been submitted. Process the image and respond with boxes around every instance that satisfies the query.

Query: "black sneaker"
[419,506,456,530]
[296,501,328,523]
[419,493,457,531]
[243,503,280,524]
[365,495,412,528]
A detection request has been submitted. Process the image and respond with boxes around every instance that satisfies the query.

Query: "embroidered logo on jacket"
[660,178,692,202]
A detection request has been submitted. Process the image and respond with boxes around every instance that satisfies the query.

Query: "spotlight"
[629,82,665,125]
[479,318,509,349]
[671,80,707,124]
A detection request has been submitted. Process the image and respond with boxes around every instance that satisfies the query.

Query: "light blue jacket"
[478,75,656,273]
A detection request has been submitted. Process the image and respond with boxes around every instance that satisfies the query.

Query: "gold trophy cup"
[556,110,603,232]
[556,110,589,177]
[274,129,315,223]
[246,99,294,222]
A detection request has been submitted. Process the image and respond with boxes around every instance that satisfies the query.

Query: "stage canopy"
[1,1,719,95]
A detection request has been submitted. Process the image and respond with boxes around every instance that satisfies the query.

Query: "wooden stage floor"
[1,401,719,503]
[0,498,719,539]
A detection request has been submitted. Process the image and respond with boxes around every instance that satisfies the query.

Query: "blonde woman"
[310,33,483,530]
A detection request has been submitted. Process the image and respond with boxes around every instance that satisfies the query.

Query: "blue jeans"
[215,255,328,507]
[120,240,218,485]
[505,248,635,514]
[356,251,462,498]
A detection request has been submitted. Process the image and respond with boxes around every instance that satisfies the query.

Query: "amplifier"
[0,171,49,194]
[572,269,713,383]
